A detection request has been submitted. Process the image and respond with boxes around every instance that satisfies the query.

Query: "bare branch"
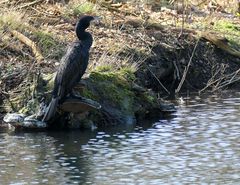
[176,38,200,93]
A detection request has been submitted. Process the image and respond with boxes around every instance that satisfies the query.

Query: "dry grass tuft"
[88,49,143,76]
[0,10,29,31]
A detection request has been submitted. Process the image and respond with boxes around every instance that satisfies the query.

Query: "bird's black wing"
[53,41,89,101]
[43,41,89,122]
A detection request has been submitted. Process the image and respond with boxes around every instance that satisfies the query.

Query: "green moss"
[6,96,24,112]
[90,71,129,90]
[142,92,157,106]
[7,89,32,113]
[86,66,160,116]
[19,99,39,114]
[120,67,136,81]
[81,88,97,100]
[102,82,134,106]
[214,20,239,32]
[95,65,112,72]
[144,93,155,103]
[88,68,135,113]
[92,67,135,84]
[214,20,240,49]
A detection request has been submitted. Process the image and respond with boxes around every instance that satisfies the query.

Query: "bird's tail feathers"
[42,98,59,122]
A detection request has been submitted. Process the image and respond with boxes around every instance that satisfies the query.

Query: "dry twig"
[212,69,240,92]
[147,67,170,95]
[200,65,240,93]
[176,38,200,93]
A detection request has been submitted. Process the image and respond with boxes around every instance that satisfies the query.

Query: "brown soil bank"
[135,29,240,97]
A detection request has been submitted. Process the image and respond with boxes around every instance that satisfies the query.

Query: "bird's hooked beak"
[91,16,101,25]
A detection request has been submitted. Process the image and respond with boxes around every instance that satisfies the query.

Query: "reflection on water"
[1,92,240,184]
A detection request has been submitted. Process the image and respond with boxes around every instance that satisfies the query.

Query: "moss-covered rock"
[79,66,162,126]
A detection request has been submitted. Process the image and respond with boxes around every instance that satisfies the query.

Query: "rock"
[3,113,46,129]
[3,113,26,124]
[23,116,47,128]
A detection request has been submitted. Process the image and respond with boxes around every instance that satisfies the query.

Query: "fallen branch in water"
[199,64,226,93]
[10,30,44,63]
[200,65,240,93]
[212,68,240,92]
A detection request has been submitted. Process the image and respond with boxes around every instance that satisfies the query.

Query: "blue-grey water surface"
[0,92,240,184]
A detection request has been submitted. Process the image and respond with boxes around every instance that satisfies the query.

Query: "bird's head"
[75,15,100,31]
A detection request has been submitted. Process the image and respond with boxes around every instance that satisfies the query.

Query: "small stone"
[3,113,26,123]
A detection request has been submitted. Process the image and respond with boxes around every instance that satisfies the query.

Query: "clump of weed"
[64,1,96,17]
[73,2,95,15]
[88,48,142,79]
[33,31,65,59]
[214,20,239,33]
[214,20,240,49]
[0,10,29,31]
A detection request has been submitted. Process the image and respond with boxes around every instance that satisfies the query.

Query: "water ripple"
[0,93,240,184]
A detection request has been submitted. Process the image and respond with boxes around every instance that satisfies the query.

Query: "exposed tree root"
[200,31,240,58]
[10,30,44,63]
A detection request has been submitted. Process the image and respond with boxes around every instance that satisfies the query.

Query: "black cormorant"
[43,15,97,122]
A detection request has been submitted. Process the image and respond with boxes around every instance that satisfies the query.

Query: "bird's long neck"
[76,29,93,50]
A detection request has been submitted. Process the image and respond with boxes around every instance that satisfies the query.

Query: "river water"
[0,92,240,185]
